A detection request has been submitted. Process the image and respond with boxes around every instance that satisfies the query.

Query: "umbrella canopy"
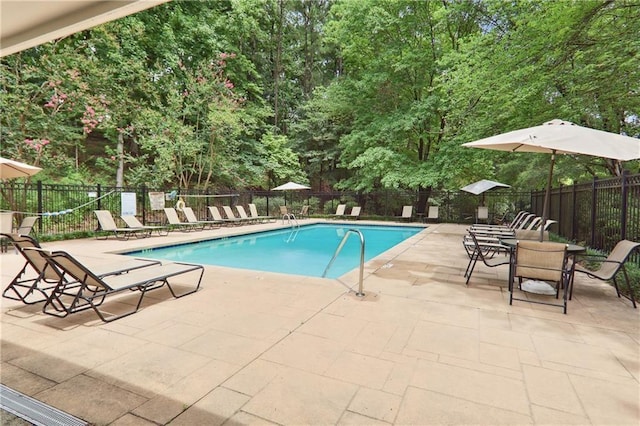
[462,119,640,160]
[463,119,640,240]
[460,179,511,195]
[0,157,42,179]
[271,181,310,191]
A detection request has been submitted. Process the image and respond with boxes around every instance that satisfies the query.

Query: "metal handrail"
[322,229,365,296]
[281,213,299,228]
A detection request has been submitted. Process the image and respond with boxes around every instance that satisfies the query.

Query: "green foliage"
[1,0,638,196]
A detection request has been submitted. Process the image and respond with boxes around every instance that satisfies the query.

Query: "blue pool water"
[127,223,424,278]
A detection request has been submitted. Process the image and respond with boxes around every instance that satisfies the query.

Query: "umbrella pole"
[541,150,556,241]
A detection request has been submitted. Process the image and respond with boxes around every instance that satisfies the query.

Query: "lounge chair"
[1,233,160,305]
[16,216,38,235]
[330,204,346,219]
[182,207,221,229]
[463,231,510,285]
[235,205,257,224]
[30,247,204,322]
[471,212,535,232]
[121,215,169,236]
[163,207,203,231]
[208,206,241,226]
[5,215,39,252]
[347,206,361,220]
[248,203,275,223]
[571,240,640,308]
[94,210,146,240]
[222,205,253,224]
[298,205,310,219]
[397,205,413,221]
[427,206,438,222]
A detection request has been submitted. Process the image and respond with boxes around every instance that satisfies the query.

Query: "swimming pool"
[127,223,424,278]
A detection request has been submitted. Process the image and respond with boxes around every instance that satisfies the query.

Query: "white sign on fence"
[121,192,137,216]
[149,192,165,210]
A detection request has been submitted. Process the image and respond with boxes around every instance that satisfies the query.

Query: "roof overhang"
[1,0,170,58]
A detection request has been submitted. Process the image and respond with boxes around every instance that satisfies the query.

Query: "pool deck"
[1,221,638,425]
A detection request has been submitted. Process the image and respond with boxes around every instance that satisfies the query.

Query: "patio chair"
[510,240,570,313]
[222,205,253,224]
[163,207,203,231]
[1,233,160,305]
[94,210,146,240]
[32,248,204,322]
[330,204,347,219]
[235,205,257,224]
[121,215,169,236]
[571,240,640,308]
[248,203,275,223]
[208,206,241,226]
[463,231,510,285]
[347,206,361,220]
[427,206,438,222]
[298,205,310,219]
[396,205,413,221]
[182,207,221,229]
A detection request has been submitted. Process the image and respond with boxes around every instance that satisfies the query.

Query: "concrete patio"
[1,222,638,425]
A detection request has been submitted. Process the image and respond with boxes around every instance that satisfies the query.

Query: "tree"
[441,0,640,189]
[322,0,482,209]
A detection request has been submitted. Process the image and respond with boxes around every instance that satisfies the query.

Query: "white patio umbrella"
[462,119,640,240]
[0,157,42,179]
[271,181,311,191]
[461,179,511,209]
[271,181,310,206]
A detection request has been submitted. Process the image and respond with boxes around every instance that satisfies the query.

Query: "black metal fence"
[1,172,639,257]
[531,172,640,252]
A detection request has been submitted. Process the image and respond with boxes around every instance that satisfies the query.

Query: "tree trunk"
[116,132,124,187]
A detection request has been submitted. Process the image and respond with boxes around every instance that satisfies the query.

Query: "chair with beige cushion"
[510,240,570,313]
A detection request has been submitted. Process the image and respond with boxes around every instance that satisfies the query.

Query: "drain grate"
[0,384,87,426]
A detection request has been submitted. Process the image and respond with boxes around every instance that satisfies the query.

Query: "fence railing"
[2,172,639,258]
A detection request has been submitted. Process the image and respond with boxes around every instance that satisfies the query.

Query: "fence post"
[97,184,102,210]
[621,170,628,241]
[590,177,598,248]
[37,180,43,233]
[571,182,577,241]
[141,184,147,224]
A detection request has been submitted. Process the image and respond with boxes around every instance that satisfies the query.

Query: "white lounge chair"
[248,204,274,223]
[397,205,413,221]
[208,206,241,226]
[163,207,203,232]
[222,205,253,224]
[182,207,221,229]
[330,204,346,219]
[94,210,146,240]
[121,215,169,236]
[235,205,257,224]
[348,206,361,220]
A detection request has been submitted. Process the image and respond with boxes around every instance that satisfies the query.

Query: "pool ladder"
[322,229,365,296]
[282,213,299,228]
